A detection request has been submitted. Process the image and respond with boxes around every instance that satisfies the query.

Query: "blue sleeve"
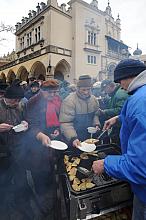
[104,114,146,185]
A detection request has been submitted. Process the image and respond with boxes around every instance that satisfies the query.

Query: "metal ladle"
[97,130,107,140]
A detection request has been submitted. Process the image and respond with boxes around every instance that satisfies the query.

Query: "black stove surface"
[63,144,121,195]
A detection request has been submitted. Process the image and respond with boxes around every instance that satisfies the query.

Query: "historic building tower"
[0,0,129,82]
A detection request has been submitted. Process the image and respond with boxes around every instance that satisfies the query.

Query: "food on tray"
[80,153,89,159]
[68,167,77,176]
[66,161,72,167]
[84,138,98,144]
[86,178,92,183]
[71,162,77,167]
[71,157,78,161]
[79,182,86,191]
[66,162,72,172]
[75,158,80,164]
[64,154,96,191]
[69,175,76,181]
[73,177,80,185]
[64,155,69,164]
[72,184,80,191]
[87,151,98,157]
[86,182,95,189]
[72,179,95,191]
[72,158,80,166]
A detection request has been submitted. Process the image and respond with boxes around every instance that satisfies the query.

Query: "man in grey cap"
[92,59,146,220]
[59,75,100,147]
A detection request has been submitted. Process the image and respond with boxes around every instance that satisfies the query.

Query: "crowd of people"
[0,58,146,220]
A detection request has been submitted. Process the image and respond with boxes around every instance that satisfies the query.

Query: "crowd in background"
[0,58,146,220]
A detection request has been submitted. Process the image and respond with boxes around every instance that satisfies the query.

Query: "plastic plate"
[50,140,68,150]
[78,142,96,152]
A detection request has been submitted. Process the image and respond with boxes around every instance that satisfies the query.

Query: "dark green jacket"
[104,85,129,118]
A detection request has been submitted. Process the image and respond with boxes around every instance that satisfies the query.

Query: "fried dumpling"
[73,177,80,185]
[86,182,95,189]
[69,175,76,181]
[80,153,89,160]
[84,138,98,144]
[72,184,80,191]
[68,167,77,176]
[79,182,86,191]
[64,155,69,165]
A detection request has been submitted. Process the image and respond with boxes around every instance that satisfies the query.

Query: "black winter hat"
[114,59,146,83]
[4,81,24,99]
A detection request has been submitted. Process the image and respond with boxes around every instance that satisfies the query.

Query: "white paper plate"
[78,142,96,153]
[12,124,26,132]
[50,140,68,150]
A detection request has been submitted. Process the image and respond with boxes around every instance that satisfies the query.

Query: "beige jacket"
[59,92,100,142]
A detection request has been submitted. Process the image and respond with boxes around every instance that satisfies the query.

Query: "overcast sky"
[0,0,146,57]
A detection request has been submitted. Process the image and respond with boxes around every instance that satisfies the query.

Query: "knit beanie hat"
[30,81,40,88]
[114,59,146,83]
[41,79,59,90]
[77,75,92,87]
[4,81,24,99]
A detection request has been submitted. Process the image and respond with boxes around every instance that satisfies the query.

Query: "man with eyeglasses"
[59,75,100,147]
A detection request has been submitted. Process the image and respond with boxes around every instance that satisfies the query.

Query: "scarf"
[46,96,61,127]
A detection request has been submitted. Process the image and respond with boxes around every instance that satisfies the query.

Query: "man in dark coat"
[25,79,61,220]
[0,81,33,219]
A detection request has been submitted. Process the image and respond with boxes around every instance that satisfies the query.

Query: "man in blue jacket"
[92,59,146,220]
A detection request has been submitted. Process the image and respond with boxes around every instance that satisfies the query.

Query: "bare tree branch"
[0,22,15,33]
[0,38,6,42]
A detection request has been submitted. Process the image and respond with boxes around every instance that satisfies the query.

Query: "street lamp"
[46,58,54,79]
[48,63,51,73]
[47,59,52,73]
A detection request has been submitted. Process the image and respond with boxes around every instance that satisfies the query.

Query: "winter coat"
[26,91,61,137]
[0,99,25,168]
[24,89,40,100]
[59,92,100,142]
[25,91,61,172]
[104,85,129,118]
[104,70,146,203]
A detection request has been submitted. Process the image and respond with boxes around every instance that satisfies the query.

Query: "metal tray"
[62,144,121,195]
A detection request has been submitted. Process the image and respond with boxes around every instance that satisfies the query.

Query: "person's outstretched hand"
[103,116,119,131]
